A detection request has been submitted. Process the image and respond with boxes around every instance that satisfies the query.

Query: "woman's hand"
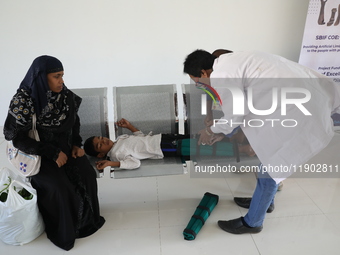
[56,151,68,168]
[72,146,85,158]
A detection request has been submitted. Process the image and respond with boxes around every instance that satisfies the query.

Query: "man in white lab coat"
[183,49,340,234]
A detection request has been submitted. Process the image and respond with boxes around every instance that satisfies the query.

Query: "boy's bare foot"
[230,130,246,144]
[238,144,256,157]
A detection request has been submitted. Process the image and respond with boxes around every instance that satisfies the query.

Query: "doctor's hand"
[197,127,214,146]
[204,114,213,127]
[209,133,225,145]
[204,100,214,127]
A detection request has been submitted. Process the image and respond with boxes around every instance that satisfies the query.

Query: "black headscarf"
[4,55,82,140]
[19,55,64,117]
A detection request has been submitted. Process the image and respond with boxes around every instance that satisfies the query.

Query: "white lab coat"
[209,51,340,182]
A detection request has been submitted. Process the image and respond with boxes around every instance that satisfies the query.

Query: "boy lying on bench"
[84,118,255,170]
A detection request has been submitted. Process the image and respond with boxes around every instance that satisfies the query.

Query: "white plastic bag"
[0,167,45,245]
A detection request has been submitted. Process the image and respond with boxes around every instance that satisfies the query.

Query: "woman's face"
[47,71,64,93]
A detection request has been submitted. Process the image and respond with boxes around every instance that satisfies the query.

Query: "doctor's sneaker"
[234,197,275,213]
[218,217,263,234]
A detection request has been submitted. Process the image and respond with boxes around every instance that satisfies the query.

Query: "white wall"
[0,0,310,129]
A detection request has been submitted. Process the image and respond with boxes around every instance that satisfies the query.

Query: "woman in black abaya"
[3,56,105,251]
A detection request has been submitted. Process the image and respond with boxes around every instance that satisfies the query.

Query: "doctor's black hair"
[183,49,216,77]
[212,49,233,57]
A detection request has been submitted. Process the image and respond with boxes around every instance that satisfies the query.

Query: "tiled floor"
[1,136,340,255]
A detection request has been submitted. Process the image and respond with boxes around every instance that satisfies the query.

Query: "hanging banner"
[299,0,340,84]
[299,0,340,127]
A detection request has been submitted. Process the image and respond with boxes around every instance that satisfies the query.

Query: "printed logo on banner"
[197,80,312,128]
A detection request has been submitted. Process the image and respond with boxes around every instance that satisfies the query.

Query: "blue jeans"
[243,164,278,227]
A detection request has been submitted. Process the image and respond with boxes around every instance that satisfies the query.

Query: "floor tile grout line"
[294,179,340,228]
[250,234,262,255]
[266,212,327,221]
[223,176,245,217]
[295,179,329,215]
[324,213,340,231]
[156,177,162,255]
[227,176,261,255]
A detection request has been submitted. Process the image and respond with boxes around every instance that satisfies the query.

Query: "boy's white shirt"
[107,131,163,170]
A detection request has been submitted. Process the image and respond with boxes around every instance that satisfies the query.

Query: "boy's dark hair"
[183,49,216,77]
[84,136,99,157]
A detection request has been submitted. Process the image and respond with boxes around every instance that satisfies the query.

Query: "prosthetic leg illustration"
[334,4,340,26]
[318,0,328,25]
[327,8,337,26]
